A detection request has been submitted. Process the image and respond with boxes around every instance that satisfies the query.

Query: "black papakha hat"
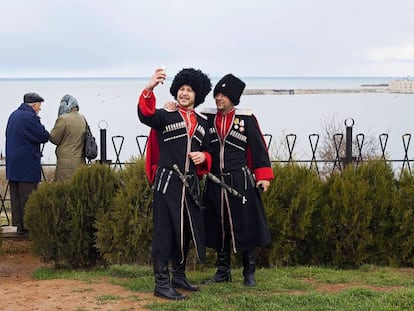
[170,68,212,108]
[23,92,44,104]
[213,74,246,105]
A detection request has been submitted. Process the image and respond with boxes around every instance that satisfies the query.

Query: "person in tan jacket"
[49,94,87,181]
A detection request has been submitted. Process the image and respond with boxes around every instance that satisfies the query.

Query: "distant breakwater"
[243,87,396,95]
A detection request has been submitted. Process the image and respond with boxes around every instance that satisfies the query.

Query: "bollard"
[98,120,111,164]
[344,118,354,167]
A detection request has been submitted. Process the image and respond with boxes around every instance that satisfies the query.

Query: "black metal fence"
[269,119,413,178]
[1,119,413,227]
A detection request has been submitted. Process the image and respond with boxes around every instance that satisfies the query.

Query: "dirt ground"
[0,239,409,311]
[0,240,158,311]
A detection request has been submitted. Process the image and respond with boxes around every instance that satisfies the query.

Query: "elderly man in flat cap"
[5,92,49,235]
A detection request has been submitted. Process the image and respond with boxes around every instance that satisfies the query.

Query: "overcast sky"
[1,0,414,78]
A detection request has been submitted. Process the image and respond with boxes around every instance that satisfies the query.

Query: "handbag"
[84,118,98,160]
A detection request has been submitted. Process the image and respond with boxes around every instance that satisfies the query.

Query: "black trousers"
[9,181,38,232]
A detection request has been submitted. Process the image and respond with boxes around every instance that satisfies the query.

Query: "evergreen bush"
[358,160,397,265]
[95,158,153,265]
[21,157,414,269]
[322,165,373,268]
[320,161,400,268]
[263,163,322,266]
[393,171,414,266]
[67,163,119,267]
[25,163,119,268]
[24,181,72,265]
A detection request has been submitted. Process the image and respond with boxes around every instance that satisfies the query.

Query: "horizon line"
[0,75,406,80]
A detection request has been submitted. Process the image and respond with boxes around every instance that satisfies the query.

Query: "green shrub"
[322,165,374,268]
[25,163,119,268]
[22,157,414,270]
[67,163,119,267]
[95,158,153,265]
[393,171,414,266]
[263,163,322,266]
[24,181,72,265]
[320,161,398,268]
[358,160,397,265]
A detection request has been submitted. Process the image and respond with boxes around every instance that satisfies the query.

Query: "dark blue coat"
[6,103,50,182]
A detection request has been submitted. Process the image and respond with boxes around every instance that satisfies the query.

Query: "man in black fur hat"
[201,74,274,287]
[137,67,212,300]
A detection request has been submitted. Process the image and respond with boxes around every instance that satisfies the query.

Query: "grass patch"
[32,266,107,281]
[97,294,120,304]
[32,264,414,310]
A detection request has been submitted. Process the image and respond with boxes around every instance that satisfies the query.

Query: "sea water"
[0,77,413,164]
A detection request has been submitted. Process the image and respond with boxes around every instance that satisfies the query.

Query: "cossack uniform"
[137,68,212,300]
[202,74,274,287]
[202,107,273,252]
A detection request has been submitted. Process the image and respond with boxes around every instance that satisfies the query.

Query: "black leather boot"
[154,261,186,300]
[204,250,232,284]
[171,258,199,291]
[242,249,256,286]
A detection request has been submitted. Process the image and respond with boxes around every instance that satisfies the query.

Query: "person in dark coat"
[201,74,274,286]
[137,67,212,300]
[5,92,50,234]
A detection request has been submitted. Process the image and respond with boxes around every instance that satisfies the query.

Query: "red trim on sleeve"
[138,89,156,117]
[145,128,160,184]
[254,167,274,181]
[196,152,212,177]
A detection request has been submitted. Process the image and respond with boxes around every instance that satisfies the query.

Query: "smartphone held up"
[159,66,167,84]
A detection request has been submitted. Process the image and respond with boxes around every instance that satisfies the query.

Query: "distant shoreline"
[243,86,413,95]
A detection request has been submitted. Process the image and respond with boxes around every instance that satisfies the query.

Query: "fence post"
[99,120,111,164]
[344,118,354,167]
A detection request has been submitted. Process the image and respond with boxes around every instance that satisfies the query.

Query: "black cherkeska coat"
[202,108,273,253]
[138,92,211,263]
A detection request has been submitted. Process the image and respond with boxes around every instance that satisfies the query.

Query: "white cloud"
[366,44,414,62]
[1,0,414,77]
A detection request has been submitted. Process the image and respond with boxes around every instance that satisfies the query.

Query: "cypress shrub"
[393,172,414,266]
[263,163,322,266]
[25,181,72,265]
[95,158,153,265]
[25,164,119,268]
[68,164,118,267]
[357,160,397,265]
[322,165,373,268]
